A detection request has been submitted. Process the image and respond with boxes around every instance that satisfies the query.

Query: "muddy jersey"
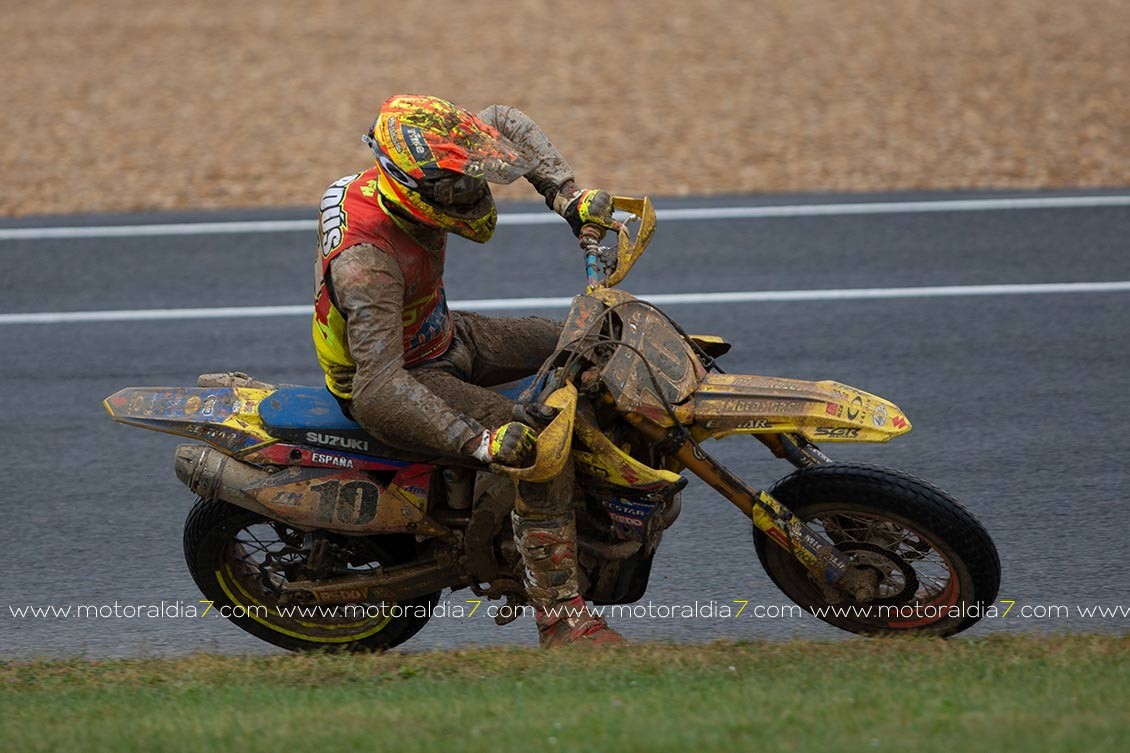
[313,168,453,399]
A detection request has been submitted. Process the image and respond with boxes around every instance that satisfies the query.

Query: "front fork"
[627,419,875,597]
[757,432,833,469]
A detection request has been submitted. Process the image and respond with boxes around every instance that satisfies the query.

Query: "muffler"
[175,444,274,518]
[173,444,443,535]
[175,444,464,603]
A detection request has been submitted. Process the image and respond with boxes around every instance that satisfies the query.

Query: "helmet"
[362,95,535,243]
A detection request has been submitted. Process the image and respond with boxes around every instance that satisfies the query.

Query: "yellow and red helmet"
[362,95,534,243]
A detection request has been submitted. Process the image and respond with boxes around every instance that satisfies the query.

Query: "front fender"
[692,374,912,442]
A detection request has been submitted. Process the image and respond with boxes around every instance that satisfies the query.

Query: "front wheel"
[754,463,1000,637]
[184,497,439,652]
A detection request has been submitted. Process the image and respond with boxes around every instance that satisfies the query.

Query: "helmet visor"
[369,125,533,185]
[446,133,534,184]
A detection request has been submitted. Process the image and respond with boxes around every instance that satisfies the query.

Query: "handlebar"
[577,197,657,292]
[579,225,607,290]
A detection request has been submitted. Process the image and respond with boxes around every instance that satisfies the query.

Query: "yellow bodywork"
[495,379,682,491]
[687,334,731,358]
[493,382,578,483]
[573,412,683,491]
[589,196,657,292]
[692,374,912,442]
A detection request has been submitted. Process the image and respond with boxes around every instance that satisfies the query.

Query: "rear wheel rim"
[214,520,396,643]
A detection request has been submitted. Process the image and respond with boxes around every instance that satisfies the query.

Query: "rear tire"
[754,463,1000,637]
[184,497,439,652]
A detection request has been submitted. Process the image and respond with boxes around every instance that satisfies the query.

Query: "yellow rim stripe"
[215,564,394,644]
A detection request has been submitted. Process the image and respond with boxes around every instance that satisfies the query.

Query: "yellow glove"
[554,186,622,238]
[470,422,538,466]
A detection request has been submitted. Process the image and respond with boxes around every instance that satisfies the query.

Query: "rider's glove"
[469,421,538,466]
[553,183,622,239]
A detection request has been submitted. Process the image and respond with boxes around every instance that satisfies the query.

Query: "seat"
[258,376,541,460]
[259,387,425,459]
[260,386,360,433]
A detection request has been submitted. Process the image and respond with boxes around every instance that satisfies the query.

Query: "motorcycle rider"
[312,94,624,647]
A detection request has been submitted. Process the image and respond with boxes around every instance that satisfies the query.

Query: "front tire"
[184,497,439,652]
[754,463,1000,637]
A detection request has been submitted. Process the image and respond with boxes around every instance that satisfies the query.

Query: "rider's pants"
[409,311,570,519]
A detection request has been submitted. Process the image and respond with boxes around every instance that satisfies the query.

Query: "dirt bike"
[104,197,1000,651]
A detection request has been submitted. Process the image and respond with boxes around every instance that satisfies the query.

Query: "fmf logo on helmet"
[384,116,406,154]
[319,174,358,257]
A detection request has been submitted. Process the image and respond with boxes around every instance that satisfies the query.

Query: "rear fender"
[103,387,277,454]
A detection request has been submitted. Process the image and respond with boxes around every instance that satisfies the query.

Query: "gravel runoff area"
[3,0,1128,217]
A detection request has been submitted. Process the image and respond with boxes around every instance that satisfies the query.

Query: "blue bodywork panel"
[260,387,359,432]
[260,376,541,433]
[600,496,661,541]
[493,374,539,402]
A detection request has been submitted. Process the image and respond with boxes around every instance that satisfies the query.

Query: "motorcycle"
[104,197,1000,651]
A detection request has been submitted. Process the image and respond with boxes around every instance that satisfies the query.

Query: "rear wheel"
[754,463,1000,637]
[184,498,439,652]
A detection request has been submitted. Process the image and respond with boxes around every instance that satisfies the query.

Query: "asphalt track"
[2,188,1128,657]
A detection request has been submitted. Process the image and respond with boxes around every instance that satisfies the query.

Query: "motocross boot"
[511,511,626,648]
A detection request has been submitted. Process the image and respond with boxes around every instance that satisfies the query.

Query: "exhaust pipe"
[174,444,275,518]
[175,443,464,602]
[173,443,441,535]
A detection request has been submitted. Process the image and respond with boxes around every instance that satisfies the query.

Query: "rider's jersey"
[313,168,453,399]
[310,104,577,458]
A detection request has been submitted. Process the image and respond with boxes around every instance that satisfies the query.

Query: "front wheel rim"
[808,510,962,629]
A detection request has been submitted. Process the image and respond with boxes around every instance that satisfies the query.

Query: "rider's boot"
[512,511,627,648]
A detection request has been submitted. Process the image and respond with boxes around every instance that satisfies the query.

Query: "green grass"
[3,634,1128,753]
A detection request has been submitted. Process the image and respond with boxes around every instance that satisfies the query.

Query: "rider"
[312,94,624,647]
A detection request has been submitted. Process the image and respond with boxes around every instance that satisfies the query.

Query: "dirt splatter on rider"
[312,94,624,646]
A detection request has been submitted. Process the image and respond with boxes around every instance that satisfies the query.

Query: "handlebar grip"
[578,223,605,243]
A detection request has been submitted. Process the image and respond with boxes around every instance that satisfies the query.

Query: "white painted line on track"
[0,220,315,240]
[2,195,1128,241]
[3,281,1128,325]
